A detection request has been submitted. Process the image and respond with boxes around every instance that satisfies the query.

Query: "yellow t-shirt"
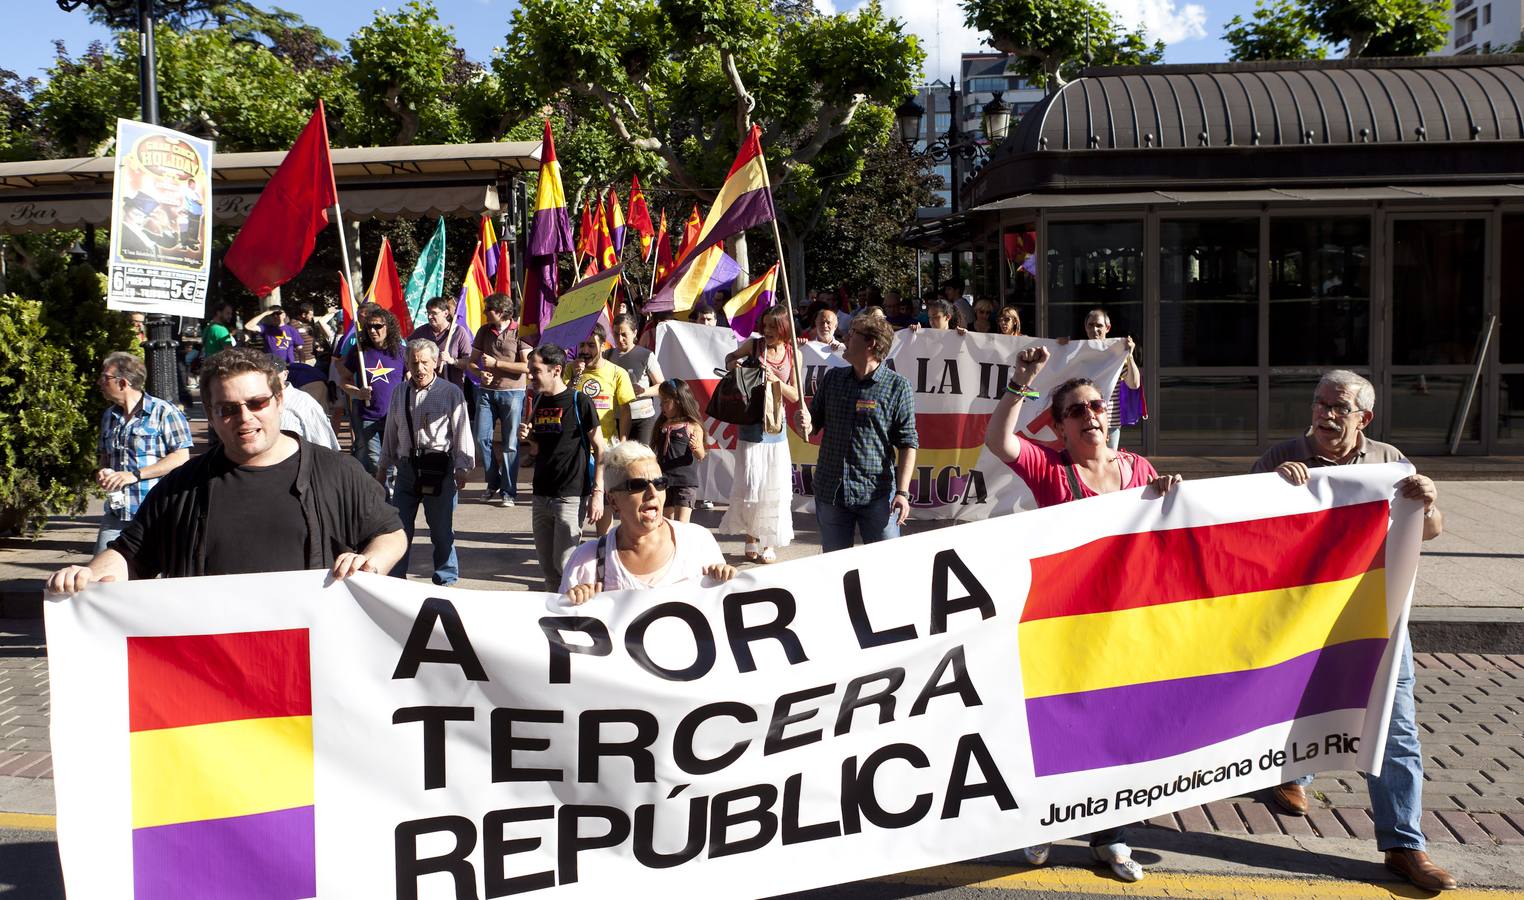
[573,359,635,441]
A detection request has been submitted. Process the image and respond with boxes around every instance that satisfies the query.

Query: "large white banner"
[47,465,1420,899]
[653,321,1128,520]
[106,118,213,317]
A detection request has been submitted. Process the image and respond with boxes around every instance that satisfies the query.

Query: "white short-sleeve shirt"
[559,519,725,592]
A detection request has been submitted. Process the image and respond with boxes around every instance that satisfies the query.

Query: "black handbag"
[706,342,767,426]
[405,384,453,497]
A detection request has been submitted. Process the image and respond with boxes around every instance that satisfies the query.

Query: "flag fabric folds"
[607,188,627,257]
[684,125,774,264]
[1018,500,1392,777]
[652,210,674,288]
[627,175,654,260]
[224,102,338,298]
[576,203,595,262]
[454,243,491,339]
[724,264,778,338]
[595,196,617,272]
[659,245,742,318]
[363,237,410,338]
[539,266,623,352]
[676,204,702,266]
[528,120,574,259]
[128,628,315,899]
[404,218,447,329]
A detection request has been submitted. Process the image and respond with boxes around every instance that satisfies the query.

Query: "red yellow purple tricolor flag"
[627,175,654,259]
[724,263,777,338]
[1020,501,1390,777]
[128,629,314,898]
[528,119,573,258]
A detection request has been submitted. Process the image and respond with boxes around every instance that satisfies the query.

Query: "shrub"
[0,295,94,537]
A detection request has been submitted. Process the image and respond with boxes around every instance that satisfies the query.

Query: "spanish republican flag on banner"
[1019,500,1392,777]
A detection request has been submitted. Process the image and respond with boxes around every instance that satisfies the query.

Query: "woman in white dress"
[720,305,798,563]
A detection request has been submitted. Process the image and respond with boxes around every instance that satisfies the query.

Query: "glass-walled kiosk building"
[923,56,1524,456]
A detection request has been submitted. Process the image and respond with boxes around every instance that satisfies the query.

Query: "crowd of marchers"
[50,277,1454,893]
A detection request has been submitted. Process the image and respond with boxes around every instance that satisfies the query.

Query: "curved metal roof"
[1014,56,1524,153]
[967,56,1524,206]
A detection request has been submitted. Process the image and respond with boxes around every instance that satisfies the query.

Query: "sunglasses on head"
[214,394,276,419]
[1063,398,1107,420]
[615,476,670,493]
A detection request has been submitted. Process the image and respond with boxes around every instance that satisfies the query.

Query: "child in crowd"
[655,379,707,522]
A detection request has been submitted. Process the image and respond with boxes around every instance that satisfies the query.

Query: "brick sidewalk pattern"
[4,617,1523,846]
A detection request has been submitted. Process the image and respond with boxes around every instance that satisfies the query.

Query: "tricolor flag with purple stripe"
[648,125,774,312]
[539,265,623,352]
[128,629,314,899]
[724,263,777,338]
[528,120,574,258]
[1019,501,1391,777]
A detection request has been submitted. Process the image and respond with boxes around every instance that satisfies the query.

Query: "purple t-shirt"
[344,346,405,422]
[261,324,304,364]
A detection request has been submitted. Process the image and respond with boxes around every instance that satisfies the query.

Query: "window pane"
[1268,374,1324,439]
[1387,374,1481,446]
[1003,226,1037,331]
[1269,218,1370,365]
[1158,375,1258,446]
[1160,220,1259,367]
[1045,221,1144,341]
[1502,216,1524,363]
[1501,374,1524,443]
[1391,219,1485,365]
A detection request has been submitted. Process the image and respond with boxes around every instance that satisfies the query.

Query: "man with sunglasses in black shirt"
[47,348,405,593]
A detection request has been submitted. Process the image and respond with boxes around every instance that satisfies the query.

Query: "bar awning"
[0,141,542,233]
[971,184,1524,214]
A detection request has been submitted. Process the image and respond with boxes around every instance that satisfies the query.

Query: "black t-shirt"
[202,452,307,574]
[531,389,598,498]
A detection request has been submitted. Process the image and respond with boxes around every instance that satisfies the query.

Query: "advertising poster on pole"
[105,118,213,317]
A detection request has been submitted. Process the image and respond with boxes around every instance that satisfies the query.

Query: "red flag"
[595,196,617,272]
[364,236,410,337]
[225,101,338,297]
[337,268,355,326]
[494,241,511,296]
[653,210,674,288]
[576,202,595,260]
[675,204,703,267]
[627,175,654,260]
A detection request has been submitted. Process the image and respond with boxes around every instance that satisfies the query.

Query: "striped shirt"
[377,377,475,474]
[97,392,193,521]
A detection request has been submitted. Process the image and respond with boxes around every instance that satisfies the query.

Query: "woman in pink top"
[985,345,1178,508]
[982,343,1180,883]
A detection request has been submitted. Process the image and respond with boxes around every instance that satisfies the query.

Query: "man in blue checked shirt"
[94,351,192,553]
[794,315,918,552]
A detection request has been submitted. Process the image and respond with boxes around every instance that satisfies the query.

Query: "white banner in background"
[47,466,1420,898]
[653,322,1129,520]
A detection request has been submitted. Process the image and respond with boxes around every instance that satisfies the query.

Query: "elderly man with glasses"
[1253,369,1454,893]
[46,348,405,593]
[92,351,193,553]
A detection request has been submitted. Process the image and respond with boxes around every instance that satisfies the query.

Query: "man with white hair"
[1252,369,1453,892]
[378,338,474,586]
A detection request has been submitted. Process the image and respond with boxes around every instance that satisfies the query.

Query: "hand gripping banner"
[47,465,1421,898]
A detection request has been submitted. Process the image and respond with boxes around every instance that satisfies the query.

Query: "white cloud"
[818,0,1207,83]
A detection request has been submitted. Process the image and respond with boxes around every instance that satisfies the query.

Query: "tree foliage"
[1223,0,1449,60]
[960,0,1164,88]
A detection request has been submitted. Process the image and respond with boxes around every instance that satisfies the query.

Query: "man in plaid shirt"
[95,351,192,553]
[795,316,918,552]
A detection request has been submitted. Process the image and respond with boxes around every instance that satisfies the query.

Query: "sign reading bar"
[46,465,1420,898]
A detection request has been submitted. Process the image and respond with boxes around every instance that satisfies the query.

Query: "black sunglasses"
[214,394,276,419]
[364,322,388,331]
[1063,398,1107,420]
[615,476,670,493]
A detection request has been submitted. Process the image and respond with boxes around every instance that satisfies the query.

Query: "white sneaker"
[1022,843,1050,866]
[1092,842,1144,882]
[499,496,515,508]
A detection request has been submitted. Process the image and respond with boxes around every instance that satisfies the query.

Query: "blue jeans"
[816,493,900,553]
[1295,635,1423,850]
[351,405,385,474]
[475,388,525,499]
[96,507,128,555]
[389,462,459,585]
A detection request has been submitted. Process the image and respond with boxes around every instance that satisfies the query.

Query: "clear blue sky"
[4,0,1256,85]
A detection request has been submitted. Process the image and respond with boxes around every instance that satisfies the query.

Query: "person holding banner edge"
[1252,369,1455,893]
[983,343,1182,882]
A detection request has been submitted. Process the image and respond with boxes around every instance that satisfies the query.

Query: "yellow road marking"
[877,863,1524,898]
[0,812,56,832]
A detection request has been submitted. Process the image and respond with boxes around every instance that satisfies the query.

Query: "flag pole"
[755,149,804,392]
[331,201,369,389]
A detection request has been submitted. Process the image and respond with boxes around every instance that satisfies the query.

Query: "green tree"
[347,1,483,145]
[1223,0,1448,60]
[960,0,1165,89]
[1224,0,1327,60]
[495,0,924,299]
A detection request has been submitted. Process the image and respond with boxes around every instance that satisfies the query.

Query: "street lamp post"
[57,0,195,405]
[896,78,1011,283]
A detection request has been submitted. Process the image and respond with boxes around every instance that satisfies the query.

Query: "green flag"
[405,217,447,328]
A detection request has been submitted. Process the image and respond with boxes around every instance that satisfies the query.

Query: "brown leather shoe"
[1386,849,1458,891]
[1268,782,1309,816]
